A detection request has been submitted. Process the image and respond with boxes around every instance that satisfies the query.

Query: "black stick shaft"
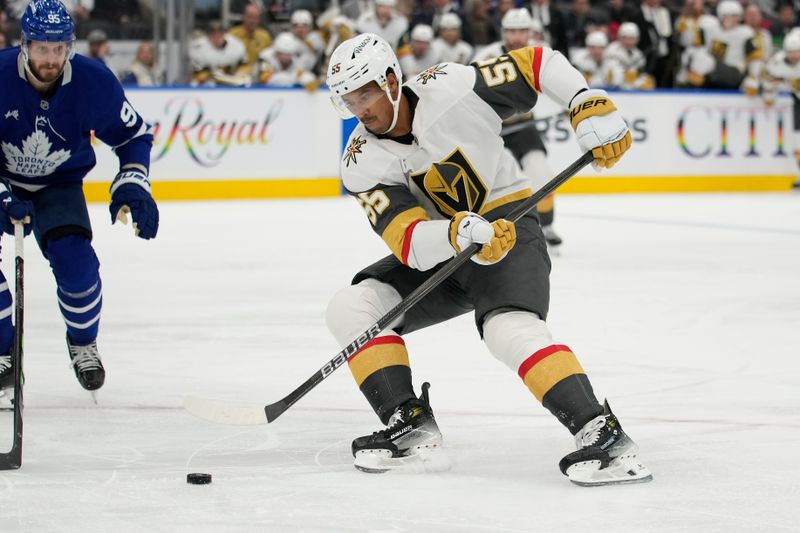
[264,151,594,422]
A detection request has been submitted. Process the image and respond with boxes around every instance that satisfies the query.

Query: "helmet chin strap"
[379,82,402,135]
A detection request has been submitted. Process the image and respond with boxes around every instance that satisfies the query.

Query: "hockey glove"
[569,89,632,170]
[109,170,159,240]
[0,181,34,236]
[449,211,516,265]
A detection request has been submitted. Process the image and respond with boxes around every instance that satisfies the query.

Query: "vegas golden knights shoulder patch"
[410,148,488,217]
[344,135,367,167]
[416,64,448,85]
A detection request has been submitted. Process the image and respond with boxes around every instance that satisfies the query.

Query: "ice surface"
[1,192,799,532]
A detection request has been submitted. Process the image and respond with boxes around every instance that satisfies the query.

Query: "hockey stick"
[0,221,25,469]
[184,151,595,425]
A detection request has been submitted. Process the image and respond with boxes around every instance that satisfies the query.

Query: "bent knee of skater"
[325,279,401,345]
[483,310,553,365]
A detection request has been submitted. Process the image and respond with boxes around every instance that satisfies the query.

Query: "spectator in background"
[743,3,772,89]
[318,13,356,77]
[632,0,675,86]
[463,0,498,46]
[229,3,273,67]
[528,0,569,54]
[399,24,440,77]
[571,30,609,87]
[189,20,250,86]
[474,8,535,61]
[290,9,324,73]
[773,3,799,44]
[604,22,655,88]
[433,12,473,64]
[411,0,471,44]
[0,10,10,46]
[565,0,593,50]
[356,0,409,50]
[120,41,164,86]
[675,0,714,50]
[607,0,635,40]
[0,32,6,49]
[87,28,109,64]
[254,31,319,90]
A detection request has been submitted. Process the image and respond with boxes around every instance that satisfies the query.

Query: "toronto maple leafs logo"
[416,64,448,85]
[4,110,19,120]
[2,130,71,177]
[344,135,366,167]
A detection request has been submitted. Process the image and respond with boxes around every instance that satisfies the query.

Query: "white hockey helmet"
[717,0,743,19]
[326,33,403,131]
[290,9,313,26]
[502,8,533,30]
[273,32,297,55]
[617,22,640,40]
[439,13,462,29]
[375,0,396,6]
[784,29,800,52]
[411,24,435,42]
[585,31,608,48]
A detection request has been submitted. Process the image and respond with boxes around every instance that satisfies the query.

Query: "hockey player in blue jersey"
[0,0,159,395]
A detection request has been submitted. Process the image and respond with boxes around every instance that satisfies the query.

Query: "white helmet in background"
[502,8,533,30]
[586,31,608,48]
[290,9,314,26]
[411,24,435,42]
[439,13,462,29]
[326,33,403,132]
[717,0,743,19]
[530,17,544,34]
[617,22,640,40]
[784,29,800,52]
[273,32,297,55]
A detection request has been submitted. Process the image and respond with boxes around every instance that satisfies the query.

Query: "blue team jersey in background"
[0,47,153,192]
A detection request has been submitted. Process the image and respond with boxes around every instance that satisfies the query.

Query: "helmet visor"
[330,82,387,120]
[24,38,74,62]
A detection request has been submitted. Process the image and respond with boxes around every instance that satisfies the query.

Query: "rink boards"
[84,87,797,201]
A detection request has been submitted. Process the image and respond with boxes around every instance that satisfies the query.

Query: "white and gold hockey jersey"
[602,42,652,89]
[340,47,586,270]
[398,47,443,78]
[356,10,409,50]
[705,24,759,72]
[254,48,319,89]
[762,51,800,100]
[432,38,474,65]
[570,48,606,87]
[189,35,249,86]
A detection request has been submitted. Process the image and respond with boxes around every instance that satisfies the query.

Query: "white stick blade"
[183,395,268,425]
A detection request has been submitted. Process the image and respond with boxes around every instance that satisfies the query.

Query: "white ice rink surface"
[1,192,799,532]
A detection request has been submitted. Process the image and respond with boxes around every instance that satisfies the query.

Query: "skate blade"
[567,455,653,487]
[90,390,99,405]
[354,444,451,474]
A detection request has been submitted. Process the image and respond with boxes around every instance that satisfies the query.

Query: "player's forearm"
[113,135,153,174]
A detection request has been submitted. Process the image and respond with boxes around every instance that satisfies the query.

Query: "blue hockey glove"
[0,181,34,236]
[109,170,159,240]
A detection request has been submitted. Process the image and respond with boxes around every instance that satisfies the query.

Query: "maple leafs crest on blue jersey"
[0,48,153,191]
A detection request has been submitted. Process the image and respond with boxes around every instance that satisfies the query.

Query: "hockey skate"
[352,382,449,473]
[542,225,562,250]
[67,336,105,393]
[559,400,652,487]
[0,355,14,408]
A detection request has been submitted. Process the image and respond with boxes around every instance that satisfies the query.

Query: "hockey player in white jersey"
[432,13,473,65]
[571,31,608,87]
[254,32,320,90]
[474,8,562,247]
[678,0,763,90]
[289,9,325,74]
[398,24,441,78]
[189,21,250,86]
[355,0,408,51]
[604,23,655,90]
[324,33,651,485]
[762,30,800,187]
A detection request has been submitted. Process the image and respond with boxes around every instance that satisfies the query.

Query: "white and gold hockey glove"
[569,89,632,170]
[449,212,516,265]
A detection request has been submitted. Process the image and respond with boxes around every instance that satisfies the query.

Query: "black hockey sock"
[359,365,416,424]
[542,374,604,435]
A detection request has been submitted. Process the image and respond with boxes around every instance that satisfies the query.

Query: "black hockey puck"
[186,473,212,485]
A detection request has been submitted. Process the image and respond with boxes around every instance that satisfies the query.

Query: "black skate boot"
[352,382,447,473]
[559,400,652,486]
[67,336,105,391]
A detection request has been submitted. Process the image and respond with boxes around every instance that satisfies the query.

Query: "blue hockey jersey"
[0,47,153,192]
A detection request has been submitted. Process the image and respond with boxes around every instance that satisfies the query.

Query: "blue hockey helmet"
[21,0,75,43]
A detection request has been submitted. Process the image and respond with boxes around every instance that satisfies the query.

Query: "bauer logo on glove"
[569,89,633,170]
